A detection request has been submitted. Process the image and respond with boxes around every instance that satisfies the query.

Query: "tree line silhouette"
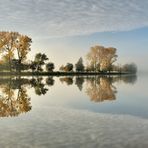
[0,31,137,74]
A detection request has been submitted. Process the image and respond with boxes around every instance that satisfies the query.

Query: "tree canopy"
[75,57,84,72]
[86,45,118,72]
[0,31,137,74]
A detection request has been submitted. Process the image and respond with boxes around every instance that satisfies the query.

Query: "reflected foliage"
[0,81,31,117]
[85,76,117,102]
[59,75,137,103]
[111,75,137,84]
[0,75,137,118]
[46,77,55,86]
[30,77,48,96]
[85,75,137,102]
[75,77,85,91]
[60,77,73,85]
[0,76,54,117]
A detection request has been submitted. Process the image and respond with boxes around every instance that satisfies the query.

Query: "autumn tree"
[59,63,73,72]
[65,63,73,72]
[99,47,118,72]
[59,65,65,71]
[15,35,32,72]
[86,45,102,71]
[86,45,118,72]
[75,57,84,72]
[0,31,32,72]
[0,32,19,71]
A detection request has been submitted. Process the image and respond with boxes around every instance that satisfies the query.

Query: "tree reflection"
[85,76,117,102]
[30,77,48,96]
[0,79,31,117]
[85,75,137,103]
[16,86,31,113]
[120,75,137,84]
[75,77,84,91]
[0,74,137,117]
[60,77,73,85]
[111,75,137,84]
[46,77,55,86]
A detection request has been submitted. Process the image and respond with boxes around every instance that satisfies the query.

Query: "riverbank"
[0,71,135,76]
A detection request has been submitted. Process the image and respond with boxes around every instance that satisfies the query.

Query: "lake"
[0,74,148,148]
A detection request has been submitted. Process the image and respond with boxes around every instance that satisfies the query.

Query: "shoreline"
[0,71,136,76]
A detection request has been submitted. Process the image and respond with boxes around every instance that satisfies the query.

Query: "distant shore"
[0,71,135,76]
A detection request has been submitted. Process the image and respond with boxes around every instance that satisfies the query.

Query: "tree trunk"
[8,56,12,72]
[18,59,21,74]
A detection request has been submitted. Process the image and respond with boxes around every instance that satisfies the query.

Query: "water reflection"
[86,77,117,102]
[75,77,85,91]
[0,75,137,117]
[30,77,48,96]
[0,80,31,117]
[0,77,55,117]
[60,77,74,85]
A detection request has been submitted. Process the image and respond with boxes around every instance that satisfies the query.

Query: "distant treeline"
[0,31,137,74]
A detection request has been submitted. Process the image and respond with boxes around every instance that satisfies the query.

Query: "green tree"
[34,53,48,72]
[75,57,84,72]
[46,62,55,72]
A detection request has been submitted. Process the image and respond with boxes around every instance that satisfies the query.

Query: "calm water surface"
[24,74,147,118]
[0,74,148,147]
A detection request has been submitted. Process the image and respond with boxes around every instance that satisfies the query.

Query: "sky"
[0,0,148,71]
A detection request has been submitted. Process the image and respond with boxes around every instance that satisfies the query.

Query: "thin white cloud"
[0,0,148,37]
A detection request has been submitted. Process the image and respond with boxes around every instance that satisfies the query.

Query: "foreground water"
[0,74,148,147]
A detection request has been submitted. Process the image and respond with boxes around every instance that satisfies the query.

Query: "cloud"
[0,0,148,37]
